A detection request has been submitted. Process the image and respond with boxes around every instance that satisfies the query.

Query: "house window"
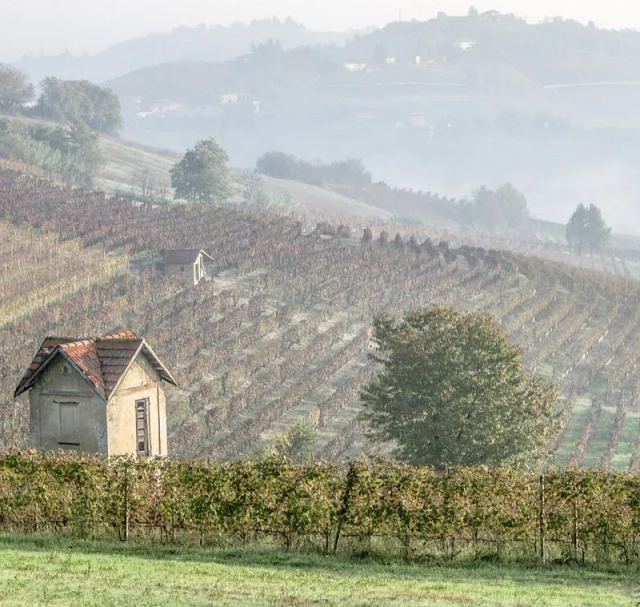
[180,265,185,272]
[58,402,79,446]
[135,398,150,457]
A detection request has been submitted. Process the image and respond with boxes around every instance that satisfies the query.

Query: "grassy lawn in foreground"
[0,535,637,606]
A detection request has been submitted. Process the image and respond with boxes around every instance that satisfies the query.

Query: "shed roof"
[14,330,178,400]
[162,249,213,265]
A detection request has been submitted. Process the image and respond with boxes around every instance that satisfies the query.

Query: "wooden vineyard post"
[333,462,357,555]
[121,459,130,542]
[539,474,546,564]
[573,496,578,562]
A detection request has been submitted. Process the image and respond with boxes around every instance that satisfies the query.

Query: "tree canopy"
[170,137,231,204]
[464,183,530,230]
[361,306,559,469]
[256,151,372,187]
[0,118,103,186]
[566,203,611,255]
[35,78,122,135]
[0,64,34,114]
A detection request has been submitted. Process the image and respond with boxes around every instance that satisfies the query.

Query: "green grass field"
[259,176,396,221]
[96,135,179,197]
[0,535,636,606]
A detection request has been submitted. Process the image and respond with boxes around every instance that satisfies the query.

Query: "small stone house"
[160,249,214,286]
[14,331,178,457]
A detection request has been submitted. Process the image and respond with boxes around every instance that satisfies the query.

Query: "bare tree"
[239,170,264,204]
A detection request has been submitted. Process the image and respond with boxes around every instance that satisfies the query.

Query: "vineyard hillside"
[7,116,639,285]
[1,171,640,469]
[0,115,401,223]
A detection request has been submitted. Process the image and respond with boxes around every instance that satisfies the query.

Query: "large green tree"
[361,306,559,469]
[0,64,34,114]
[35,78,122,134]
[170,137,231,204]
[566,203,611,255]
[467,183,530,230]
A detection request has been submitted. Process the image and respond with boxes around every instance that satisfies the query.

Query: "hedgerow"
[1,452,639,563]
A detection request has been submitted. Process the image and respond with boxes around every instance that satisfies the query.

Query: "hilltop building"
[14,331,177,457]
[160,249,214,287]
[344,62,368,72]
[455,39,477,51]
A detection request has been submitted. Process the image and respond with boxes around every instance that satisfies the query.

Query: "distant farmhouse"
[15,331,177,457]
[455,39,477,51]
[344,62,368,72]
[160,249,214,287]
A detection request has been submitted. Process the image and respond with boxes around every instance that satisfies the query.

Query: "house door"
[135,398,150,457]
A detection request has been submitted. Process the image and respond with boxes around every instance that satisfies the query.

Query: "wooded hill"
[15,18,360,84]
[105,13,640,105]
[345,12,640,84]
[1,169,640,469]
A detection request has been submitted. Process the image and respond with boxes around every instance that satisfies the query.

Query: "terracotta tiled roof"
[14,331,177,399]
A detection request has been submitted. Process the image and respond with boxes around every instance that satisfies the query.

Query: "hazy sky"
[1,0,639,61]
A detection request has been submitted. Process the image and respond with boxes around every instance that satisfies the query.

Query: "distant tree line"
[0,118,103,186]
[0,65,122,135]
[460,183,530,230]
[256,151,372,187]
[0,64,122,185]
[34,77,122,135]
[256,150,534,232]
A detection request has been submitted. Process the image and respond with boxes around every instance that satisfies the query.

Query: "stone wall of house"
[106,358,168,457]
[30,356,107,453]
[29,355,168,457]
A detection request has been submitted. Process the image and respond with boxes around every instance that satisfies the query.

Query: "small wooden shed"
[160,249,213,286]
[14,331,178,457]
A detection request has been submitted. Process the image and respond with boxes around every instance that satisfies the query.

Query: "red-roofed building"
[14,331,178,457]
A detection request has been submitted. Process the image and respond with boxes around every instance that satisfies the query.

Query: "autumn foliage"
[0,452,639,563]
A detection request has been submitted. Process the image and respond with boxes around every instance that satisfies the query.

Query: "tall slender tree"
[585,204,611,254]
[566,203,610,255]
[566,203,589,255]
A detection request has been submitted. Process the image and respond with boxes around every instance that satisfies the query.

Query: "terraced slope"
[1,172,639,466]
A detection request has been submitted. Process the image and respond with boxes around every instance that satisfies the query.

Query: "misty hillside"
[344,12,640,84]
[88,13,640,230]
[108,45,339,104]
[108,14,640,103]
[2,168,640,470]
[15,18,360,83]
[11,11,640,230]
